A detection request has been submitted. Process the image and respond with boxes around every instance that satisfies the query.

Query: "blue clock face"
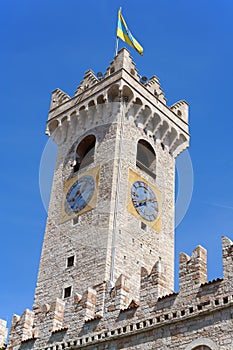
[131,181,158,222]
[65,175,95,215]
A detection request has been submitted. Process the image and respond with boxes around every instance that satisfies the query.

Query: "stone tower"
[34,48,189,310]
[5,48,233,350]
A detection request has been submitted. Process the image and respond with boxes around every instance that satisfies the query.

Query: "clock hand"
[75,189,81,197]
[145,197,155,202]
[68,190,82,205]
[134,196,157,208]
[135,198,148,204]
[135,201,147,208]
[134,197,153,205]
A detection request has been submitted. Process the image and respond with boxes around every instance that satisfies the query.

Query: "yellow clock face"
[65,175,95,215]
[131,181,159,222]
[60,166,99,223]
[127,169,161,231]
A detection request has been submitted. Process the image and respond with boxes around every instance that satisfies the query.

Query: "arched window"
[136,139,156,178]
[185,338,218,350]
[73,135,96,172]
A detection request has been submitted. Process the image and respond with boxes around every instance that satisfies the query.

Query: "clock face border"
[60,166,100,224]
[65,175,96,215]
[127,168,162,232]
[131,180,159,222]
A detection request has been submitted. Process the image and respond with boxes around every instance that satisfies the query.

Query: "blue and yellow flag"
[117,9,143,55]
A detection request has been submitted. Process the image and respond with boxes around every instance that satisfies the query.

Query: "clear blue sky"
[1,0,233,328]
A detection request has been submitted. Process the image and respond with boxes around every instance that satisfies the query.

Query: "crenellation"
[140,259,172,303]
[75,70,99,97]
[93,282,107,318]
[50,89,71,113]
[105,49,140,81]
[8,309,34,347]
[20,309,34,341]
[179,245,207,294]
[222,235,233,281]
[50,299,65,332]
[170,100,189,124]
[145,75,167,104]
[0,319,7,348]
[81,288,97,321]
[113,274,130,310]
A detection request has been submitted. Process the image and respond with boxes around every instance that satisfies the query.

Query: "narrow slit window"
[64,286,72,298]
[67,256,75,267]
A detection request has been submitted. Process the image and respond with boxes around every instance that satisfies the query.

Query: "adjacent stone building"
[1,49,233,350]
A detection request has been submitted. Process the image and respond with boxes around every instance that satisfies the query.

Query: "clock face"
[131,180,158,222]
[65,175,95,215]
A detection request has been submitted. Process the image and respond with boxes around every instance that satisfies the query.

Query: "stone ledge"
[120,299,139,312]
[51,326,69,334]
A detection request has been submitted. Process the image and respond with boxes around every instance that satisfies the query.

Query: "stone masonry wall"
[7,236,233,350]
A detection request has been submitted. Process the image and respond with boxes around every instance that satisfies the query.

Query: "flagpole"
[115,37,119,57]
[115,7,122,57]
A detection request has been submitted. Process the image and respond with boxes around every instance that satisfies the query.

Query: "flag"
[117,9,143,55]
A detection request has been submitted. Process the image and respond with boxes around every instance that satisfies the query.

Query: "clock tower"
[34,48,189,314]
[6,47,233,350]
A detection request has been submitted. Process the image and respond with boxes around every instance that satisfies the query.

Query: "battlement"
[46,48,189,158]
[0,319,7,348]
[222,236,233,281]
[179,245,207,295]
[6,236,233,349]
[140,258,173,301]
